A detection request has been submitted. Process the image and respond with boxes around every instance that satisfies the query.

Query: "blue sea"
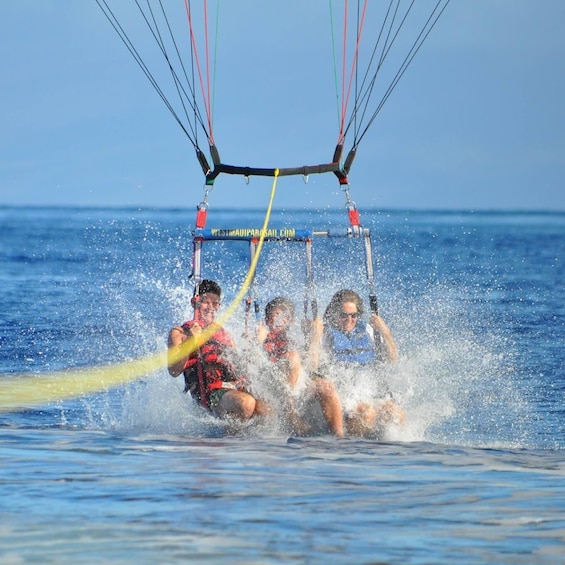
[1,205,564,563]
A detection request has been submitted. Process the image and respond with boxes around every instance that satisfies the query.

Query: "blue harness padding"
[324,323,377,366]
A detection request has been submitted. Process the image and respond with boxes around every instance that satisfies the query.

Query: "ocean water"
[1,205,564,563]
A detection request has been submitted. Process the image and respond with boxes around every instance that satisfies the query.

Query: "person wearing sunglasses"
[322,289,398,364]
[309,289,404,437]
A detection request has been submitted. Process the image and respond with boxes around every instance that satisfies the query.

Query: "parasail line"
[184,0,215,145]
[340,0,368,145]
[338,0,349,144]
[153,0,211,143]
[328,0,342,132]
[96,0,205,149]
[354,0,451,147]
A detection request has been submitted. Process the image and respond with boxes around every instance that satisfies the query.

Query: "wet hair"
[194,279,221,297]
[323,289,364,327]
[265,297,295,320]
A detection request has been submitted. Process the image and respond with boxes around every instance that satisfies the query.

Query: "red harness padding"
[181,321,244,408]
[263,331,290,363]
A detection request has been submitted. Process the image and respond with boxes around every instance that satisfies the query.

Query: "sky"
[1,1,564,211]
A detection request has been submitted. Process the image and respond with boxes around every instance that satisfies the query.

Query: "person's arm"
[256,321,268,345]
[369,314,398,362]
[286,350,302,389]
[306,317,324,372]
[167,323,201,377]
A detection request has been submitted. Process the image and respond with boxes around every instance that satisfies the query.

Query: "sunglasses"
[340,312,359,319]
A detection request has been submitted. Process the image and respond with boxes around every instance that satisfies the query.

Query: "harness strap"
[196,354,209,409]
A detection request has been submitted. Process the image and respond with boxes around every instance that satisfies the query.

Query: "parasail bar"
[194,228,312,241]
[205,162,346,184]
[312,228,370,238]
[193,227,369,242]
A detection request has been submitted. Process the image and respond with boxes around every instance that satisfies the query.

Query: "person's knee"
[239,392,257,418]
[356,402,377,422]
[253,398,271,417]
[218,390,256,420]
[315,379,338,400]
[376,400,405,426]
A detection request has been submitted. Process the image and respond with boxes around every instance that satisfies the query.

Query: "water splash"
[7,210,535,449]
[76,236,532,449]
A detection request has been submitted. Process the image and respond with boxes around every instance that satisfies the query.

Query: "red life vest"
[263,330,290,363]
[181,321,244,408]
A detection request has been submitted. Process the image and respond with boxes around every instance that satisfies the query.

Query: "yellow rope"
[0,171,280,413]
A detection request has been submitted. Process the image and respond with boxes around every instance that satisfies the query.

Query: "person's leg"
[216,389,256,420]
[374,399,405,427]
[252,398,272,417]
[313,379,344,437]
[345,402,377,437]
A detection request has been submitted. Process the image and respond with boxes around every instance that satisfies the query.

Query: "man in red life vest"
[168,280,265,420]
